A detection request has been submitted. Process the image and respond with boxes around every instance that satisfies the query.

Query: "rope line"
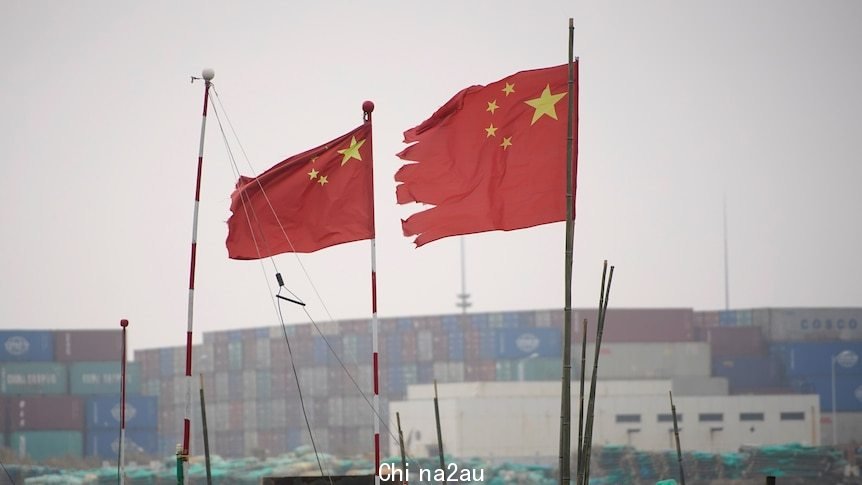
[208,90,423,473]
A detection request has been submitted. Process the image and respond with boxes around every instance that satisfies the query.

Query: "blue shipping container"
[86,429,158,458]
[0,331,54,362]
[789,375,862,412]
[711,356,785,393]
[771,342,862,377]
[495,328,561,359]
[86,395,158,430]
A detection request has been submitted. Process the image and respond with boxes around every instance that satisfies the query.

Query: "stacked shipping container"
[138,308,718,459]
[0,329,156,461]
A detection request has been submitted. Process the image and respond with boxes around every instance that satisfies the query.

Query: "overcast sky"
[1,1,860,354]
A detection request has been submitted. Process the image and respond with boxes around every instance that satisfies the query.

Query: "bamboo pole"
[575,318,587,482]
[581,262,614,484]
[433,380,446,482]
[200,374,213,485]
[397,412,408,484]
[670,391,685,485]
[559,16,577,485]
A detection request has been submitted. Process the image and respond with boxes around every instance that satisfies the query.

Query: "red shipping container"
[706,326,766,357]
[8,396,84,431]
[228,402,243,431]
[571,308,694,343]
[432,334,449,360]
[54,330,123,362]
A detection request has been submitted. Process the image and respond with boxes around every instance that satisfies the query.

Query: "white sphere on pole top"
[201,68,215,81]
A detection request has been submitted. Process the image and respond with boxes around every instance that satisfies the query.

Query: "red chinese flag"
[395,63,577,247]
[226,123,374,259]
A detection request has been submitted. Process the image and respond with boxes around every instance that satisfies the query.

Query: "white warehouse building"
[390,381,820,462]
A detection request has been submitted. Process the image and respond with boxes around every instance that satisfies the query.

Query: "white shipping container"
[578,342,710,379]
[762,308,862,341]
[195,343,214,373]
[417,331,433,362]
[821,412,862,446]
[448,362,465,382]
[256,338,271,368]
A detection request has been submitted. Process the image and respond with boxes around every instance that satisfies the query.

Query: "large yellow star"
[524,84,567,125]
[307,168,319,180]
[317,175,329,186]
[485,124,498,138]
[337,136,366,166]
[500,136,513,150]
[502,83,515,96]
[486,100,499,114]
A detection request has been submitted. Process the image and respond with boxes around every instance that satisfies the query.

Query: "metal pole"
[200,374,213,485]
[723,195,730,310]
[120,319,128,485]
[559,16,576,485]
[670,391,686,485]
[831,355,837,446]
[182,68,214,482]
[433,380,446,482]
[397,412,408,484]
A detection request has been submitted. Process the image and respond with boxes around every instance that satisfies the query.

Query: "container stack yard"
[130,306,860,462]
[0,329,157,462]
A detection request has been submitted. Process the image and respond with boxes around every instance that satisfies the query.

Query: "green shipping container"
[10,431,83,461]
[69,361,141,395]
[1,362,67,394]
[522,357,562,381]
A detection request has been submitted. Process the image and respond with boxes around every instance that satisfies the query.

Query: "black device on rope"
[275,272,306,306]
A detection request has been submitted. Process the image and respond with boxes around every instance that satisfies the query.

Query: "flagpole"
[559,17,576,485]
[120,319,129,485]
[362,100,381,485]
[181,68,214,479]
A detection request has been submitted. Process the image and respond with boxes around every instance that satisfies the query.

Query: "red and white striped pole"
[182,68,214,475]
[362,100,380,485]
[120,318,129,484]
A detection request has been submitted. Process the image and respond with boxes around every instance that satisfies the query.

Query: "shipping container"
[759,308,862,342]
[0,362,68,394]
[820,412,862,446]
[69,361,141,395]
[0,331,54,362]
[706,326,766,357]
[10,431,83,461]
[710,356,785,394]
[577,342,711,379]
[770,342,862,377]
[86,395,158,429]
[789,375,862,412]
[495,328,561,359]
[85,428,158,458]
[8,396,83,430]
[54,330,124,362]
[572,308,694,342]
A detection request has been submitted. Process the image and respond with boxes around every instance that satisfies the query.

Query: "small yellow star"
[485,124,498,137]
[524,84,567,125]
[311,156,318,164]
[500,136,513,150]
[337,136,366,166]
[486,100,499,114]
[317,175,329,186]
[307,168,319,180]
[502,83,515,96]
